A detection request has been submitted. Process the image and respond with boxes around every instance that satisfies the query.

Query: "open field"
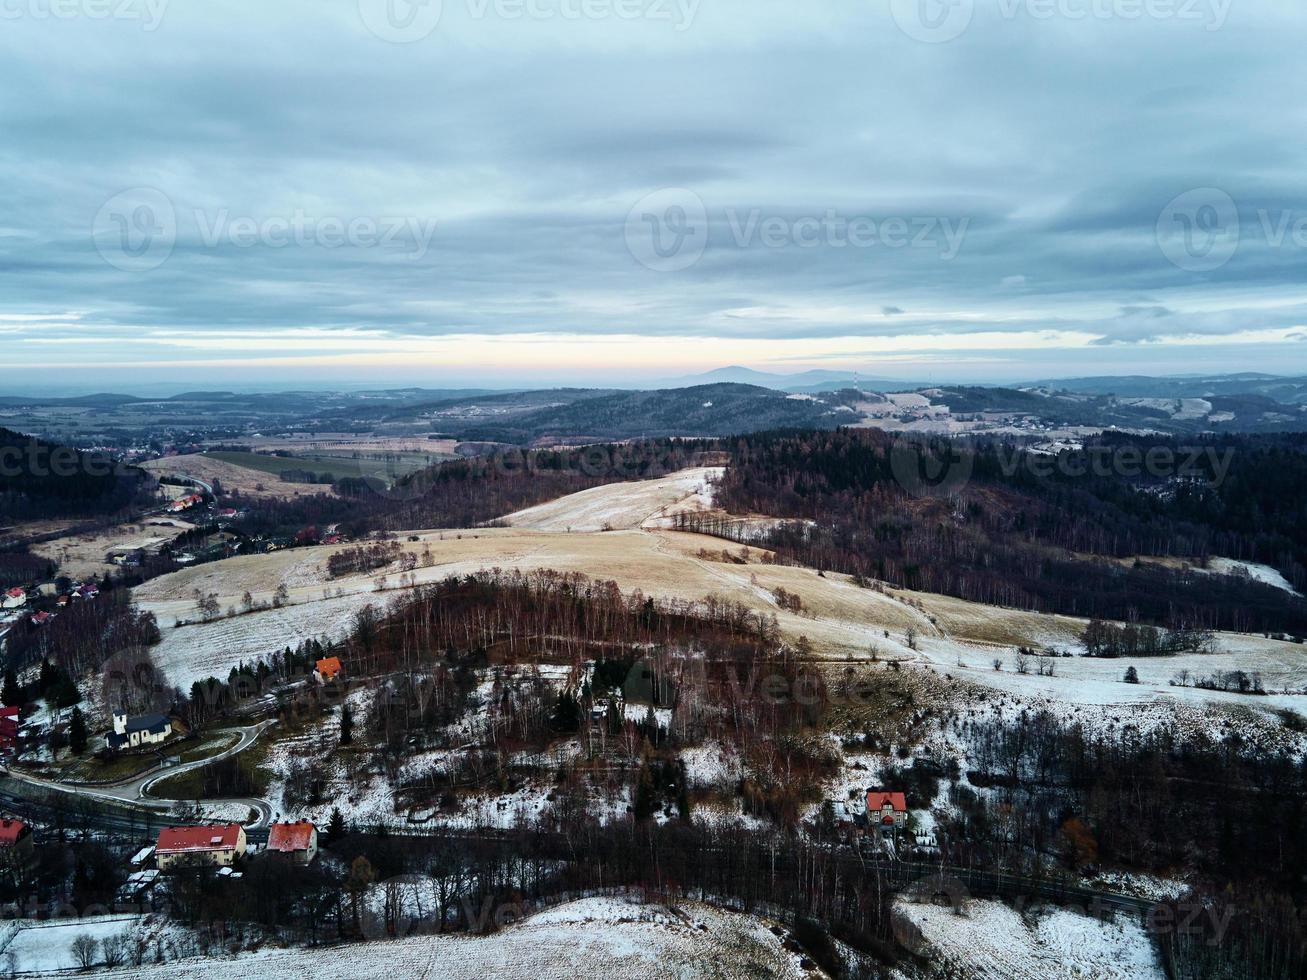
[502,466,723,531]
[20,898,820,980]
[895,898,1164,980]
[243,435,461,455]
[131,471,1307,728]
[200,449,440,484]
[139,454,335,499]
[29,517,195,580]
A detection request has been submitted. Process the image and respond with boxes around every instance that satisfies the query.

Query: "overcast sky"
[2,0,1306,391]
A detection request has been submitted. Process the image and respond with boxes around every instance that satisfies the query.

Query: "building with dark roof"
[105,712,173,751]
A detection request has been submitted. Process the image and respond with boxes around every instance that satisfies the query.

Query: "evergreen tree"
[550,691,581,733]
[340,703,354,746]
[327,806,346,841]
[633,760,656,822]
[1124,666,1140,684]
[68,707,88,755]
[1,669,20,708]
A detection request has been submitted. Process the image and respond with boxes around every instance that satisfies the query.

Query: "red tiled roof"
[267,821,316,853]
[866,791,907,813]
[0,707,18,720]
[0,819,28,845]
[157,824,242,854]
[4,588,24,599]
[315,657,342,680]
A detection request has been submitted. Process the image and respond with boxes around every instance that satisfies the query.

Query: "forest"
[0,427,154,522]
[699,429,1307,635]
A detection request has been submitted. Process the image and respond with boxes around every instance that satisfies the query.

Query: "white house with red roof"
[2,589,26,610]
[156,824,246,871]
[266,821,318,865]
[866,791,908,832]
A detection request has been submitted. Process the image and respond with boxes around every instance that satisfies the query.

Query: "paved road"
[0,720,277,830]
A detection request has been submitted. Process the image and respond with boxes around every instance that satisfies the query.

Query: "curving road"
[0,719,277,829]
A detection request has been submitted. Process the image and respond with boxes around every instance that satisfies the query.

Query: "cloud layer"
[1,0,1305,388]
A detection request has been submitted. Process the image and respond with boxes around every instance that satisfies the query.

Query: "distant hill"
[660,366,925,393]
[448,384,853,442]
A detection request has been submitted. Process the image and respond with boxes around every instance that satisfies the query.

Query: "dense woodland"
[0,427,154,522]
[946,710,1307,978]
[702,429,1307,634]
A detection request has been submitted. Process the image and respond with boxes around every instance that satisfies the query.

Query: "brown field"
[31,517,196,581]
[139,454,336,499]
[131,470,1307,723]
[242,435,461,455]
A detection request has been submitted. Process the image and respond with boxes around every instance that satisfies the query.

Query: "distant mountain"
[446,383,854,442]
[660,366,924,393]
[1033,374,1307,405]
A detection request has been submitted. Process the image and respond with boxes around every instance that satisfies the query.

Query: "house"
[2,589,26,610]
[74,582,99,601]
[168,493,203,513]
[0,819,35,870]
[105,712,174,751]
[866,791,908,832]
[29,612,52,627]
[155,824,246,871]
[313,656,343,685]
[0,707,20,751]
[266,821,318,865]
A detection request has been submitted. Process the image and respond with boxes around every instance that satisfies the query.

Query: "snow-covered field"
[895,899,1164,980]
[502,467,722,531]
[2,915,194,974]
[19,898,821,980]
[1206,558,1302,597]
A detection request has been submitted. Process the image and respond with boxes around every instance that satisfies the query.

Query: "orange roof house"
[313,656,342,684]
[266,821,319,864]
